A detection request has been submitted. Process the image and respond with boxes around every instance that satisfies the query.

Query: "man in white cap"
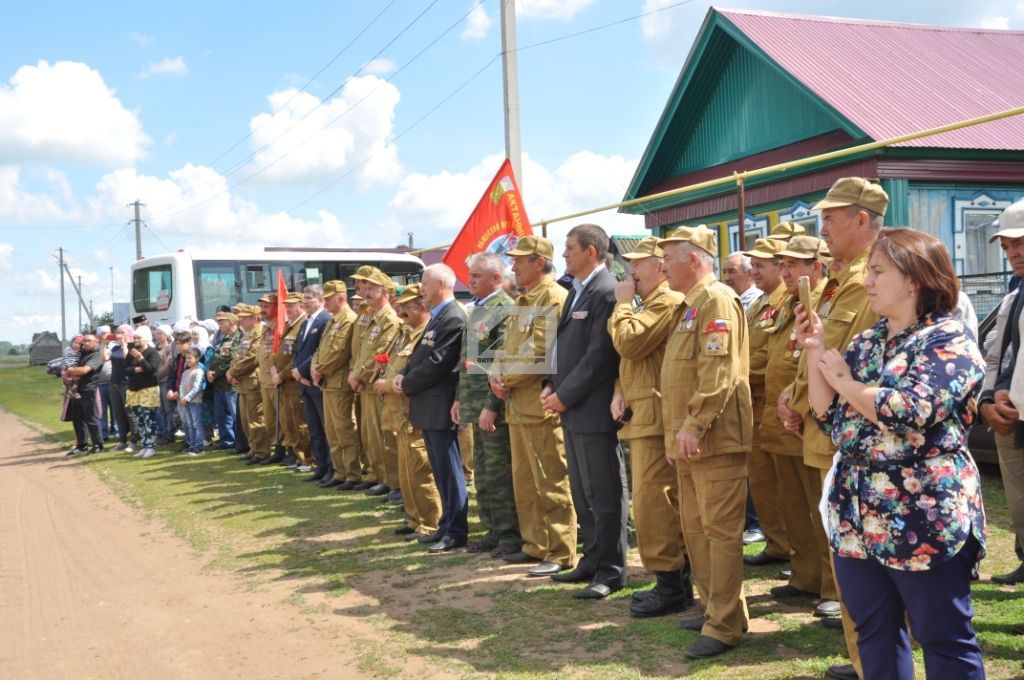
[980,197,1024,586]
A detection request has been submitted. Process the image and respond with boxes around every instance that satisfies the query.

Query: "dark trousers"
[423,428,468,541]
[109,382,130,444]
[833,537,984,680]
[302,387,330,474]
[564,430,628,585]
[213,390,237,447]
[97,383,111,439]
[73,390,103,447]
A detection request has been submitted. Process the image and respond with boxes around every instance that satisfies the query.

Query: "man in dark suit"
[292,284,333,485]
[541,223,627,599]
[395,263,469,553]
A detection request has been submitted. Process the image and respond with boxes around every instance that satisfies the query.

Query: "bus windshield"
[132,264,173,313]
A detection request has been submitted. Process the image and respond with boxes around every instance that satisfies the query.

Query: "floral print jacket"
[820,313,987,571]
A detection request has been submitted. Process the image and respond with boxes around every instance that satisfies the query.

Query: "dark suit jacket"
[293,309,330,391]
[401,299,467,431]
[550,267,620,433]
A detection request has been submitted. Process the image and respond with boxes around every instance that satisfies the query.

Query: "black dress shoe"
[466,539,498,553]
[417,532,442,544]
[770,584,819,599]
[394,525,416,535]
[992,563,1024,585]
[824,663,858,679]
[630,586,691,618]
[352,480,377,491]
[278,454,297,467]
[365,483,390,496]
[336,480,358,490]
[302,474,323,483]
[679,616,706,631]
[572,581,623,600]
[67,446,86,456]
[744,550,789,566]
[427,536,466,553]
[551,566,596,583]
[821,617,844,630]
[320,477,344,488]
[502,550,541,564]
[246,457,265,465]
[685,635,735,659]
[89,444,104,454]
[527,561,566,577]
[490,543,522,559]
[234,447,250,455]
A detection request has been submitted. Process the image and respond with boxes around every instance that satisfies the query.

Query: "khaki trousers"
[279,383,310,464]
[771,454,822,594]
[259,386,279,460]
[626,435,685,572]
[797,464,838,600]
[382,429,399,490]
[749,447,790,559]
[459,426,474,484]
[324,387,361,481]
[996,433,1024,561]
[677,451,749,647]
[397,425,441,535]
[359,390,386,483]
[508,421,576,567]
[237,390,268,457]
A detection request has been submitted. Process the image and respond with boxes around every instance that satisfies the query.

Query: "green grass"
[4,362,1024,678]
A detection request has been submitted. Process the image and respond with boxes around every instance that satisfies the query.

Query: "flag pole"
[500,0,523,192]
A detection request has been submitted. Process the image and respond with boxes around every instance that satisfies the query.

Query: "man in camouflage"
[206,310,243,450]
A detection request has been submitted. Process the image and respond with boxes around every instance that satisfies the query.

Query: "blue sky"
[1,0,1021,343]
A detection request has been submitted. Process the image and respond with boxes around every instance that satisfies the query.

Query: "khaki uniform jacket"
[788,247,878,469]
[497,276,566,426]
[272,314,307,384]
[660,274,752,454]
[349,307,372,376]
[380,320,426,432]
[314,307,357,390]
[761,280,825,456]
[257,321,277,387]
[747,282,788,395]
[609,281,684,440]
[351,305,401,386]
[227,321,265,393]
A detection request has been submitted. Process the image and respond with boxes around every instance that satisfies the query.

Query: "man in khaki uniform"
[311,281,361,488]
[252,293,284,465]
[779,178,887,680]
[659,225,752,660]
[489,236,577,577]
[227,304,268,460]
[763,236,829,601]
[348,268,401,494]
[348,268,375,481]
[608,236,692,618]
[272,292,311,468]
[742,236,791,567]
[377,284,442,538]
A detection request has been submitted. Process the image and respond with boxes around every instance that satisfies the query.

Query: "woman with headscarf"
[191,325,215,446]
[124,326,161,458]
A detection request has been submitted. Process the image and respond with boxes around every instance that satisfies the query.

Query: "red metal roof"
[719,8,1024,150]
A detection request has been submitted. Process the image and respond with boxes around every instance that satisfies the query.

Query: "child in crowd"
[177,347,206,455]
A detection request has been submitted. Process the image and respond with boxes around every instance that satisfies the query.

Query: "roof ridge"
[715,6,1024,35]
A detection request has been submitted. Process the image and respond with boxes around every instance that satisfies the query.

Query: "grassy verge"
[3,362,1024,678]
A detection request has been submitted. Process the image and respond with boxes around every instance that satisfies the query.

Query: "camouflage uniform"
[459,288,520,550]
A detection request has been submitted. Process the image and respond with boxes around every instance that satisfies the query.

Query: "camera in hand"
[614,406,634,431]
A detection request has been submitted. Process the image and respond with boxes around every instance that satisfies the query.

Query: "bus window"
[380,261,422,285]
[133,264,173,312]
[195,262,237,319]
[241,264,293,306]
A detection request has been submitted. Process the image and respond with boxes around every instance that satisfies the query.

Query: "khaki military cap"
[778,235,830,261]
[769,222,806,240]
[323,280,346,298]
[744,237,786,260]
[236,304,258,318]
[395,283,423,304]
[366,269,396,291]
[657,224,718,256]
[813,177,889,216]
[257,292,277,304]
[351,265,376,281]
[622,236,664,261]
[215,310,239,323]
[285,291,303,304]
[506,235,555,260]
[989,198,1024,242]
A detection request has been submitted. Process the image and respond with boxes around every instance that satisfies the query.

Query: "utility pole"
[500,0,522,190]
[407,232,414,249]
[129,200,145,260]
[78,275,82,331]
[58,247,67,347]
[62,264,95,329]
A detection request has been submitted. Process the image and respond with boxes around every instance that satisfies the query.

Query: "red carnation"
[375,353,390,365]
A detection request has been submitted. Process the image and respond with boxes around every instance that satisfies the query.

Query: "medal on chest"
[818,283,838,318]
[677,306,698,332]
[787,330,801,358]
[757,307,779,328]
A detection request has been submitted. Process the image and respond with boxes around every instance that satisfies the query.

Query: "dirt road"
[0,409,376,680]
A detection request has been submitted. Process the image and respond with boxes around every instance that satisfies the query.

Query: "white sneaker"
[296,465,312,472]
[142,448,156,458]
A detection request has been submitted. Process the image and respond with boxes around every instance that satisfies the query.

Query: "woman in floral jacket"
[797,229,986,679]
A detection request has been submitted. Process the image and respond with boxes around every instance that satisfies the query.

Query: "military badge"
[703,319,729,356]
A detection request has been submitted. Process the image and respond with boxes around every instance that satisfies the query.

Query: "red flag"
[443,159,533,285]
[272,269,287,353]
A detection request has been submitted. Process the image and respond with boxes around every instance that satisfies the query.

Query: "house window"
[953,193,1012,276]
[728,214,769,252]
[779,201,820,236]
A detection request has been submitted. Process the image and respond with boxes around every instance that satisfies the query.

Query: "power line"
[143,222,174,254]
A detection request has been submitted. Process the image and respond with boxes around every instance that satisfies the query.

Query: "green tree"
[81,311,115,335]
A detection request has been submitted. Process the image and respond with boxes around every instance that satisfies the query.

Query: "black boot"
[629,570,691,618]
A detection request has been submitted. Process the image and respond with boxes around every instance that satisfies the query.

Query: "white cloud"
[87,164,354,250]
[639,0,691,67]
[129,32,154,47]
[518,0,595,21]
[243,75,402,188]
[461,4,492,41]
[0,166,80,222]
[362,58,396,76]
[0,242,13,270]
[0,60,149,166]
[140,56,189,79]
[385,151,646,256]
[979,15,1010,29]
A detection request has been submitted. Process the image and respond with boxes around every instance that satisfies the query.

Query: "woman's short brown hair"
[870,229,959,318]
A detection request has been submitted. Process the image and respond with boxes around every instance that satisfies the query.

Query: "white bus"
[130,248,424,325]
